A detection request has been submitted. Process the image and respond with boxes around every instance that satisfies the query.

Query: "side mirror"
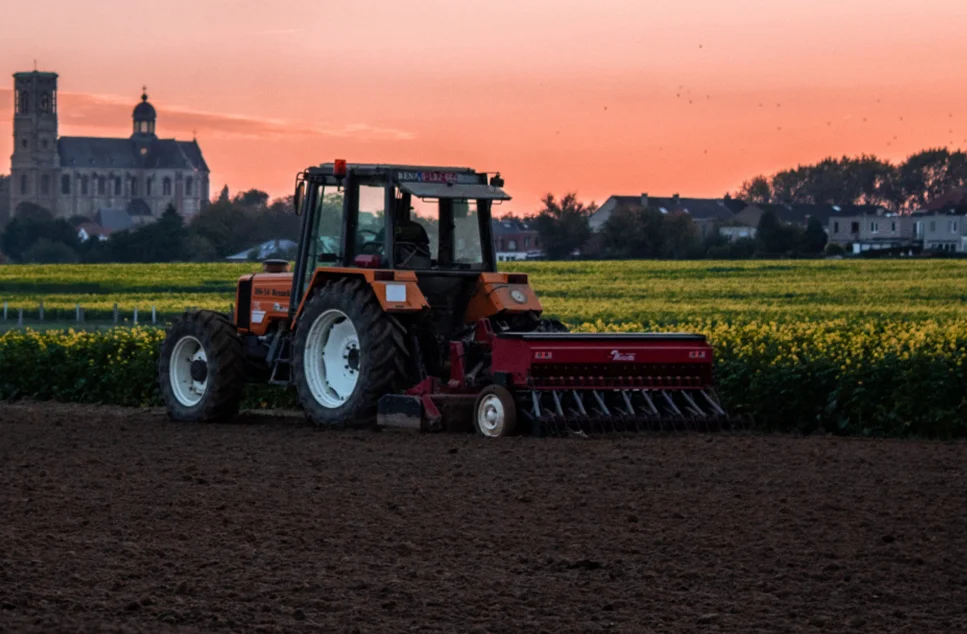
[293,179,306,216]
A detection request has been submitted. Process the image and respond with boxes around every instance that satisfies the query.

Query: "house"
[226,238,298,261]
[718,224,758,242]
[589,194,740,238]
[492,217,541,261]
[77,222,110,242]
[918,210,967,252]
[827,210,918,253]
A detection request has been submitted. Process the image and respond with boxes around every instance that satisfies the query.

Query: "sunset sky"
[2,0,967,213]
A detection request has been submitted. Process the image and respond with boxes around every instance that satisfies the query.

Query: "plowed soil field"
[1,403,966,633]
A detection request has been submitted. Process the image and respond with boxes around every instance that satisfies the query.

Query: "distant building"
[492,217,542,261]
[827,210,918,253]
[590,194,741,238]
[76,222,110,242]
[8,70,210,224]
[918,210,967,252]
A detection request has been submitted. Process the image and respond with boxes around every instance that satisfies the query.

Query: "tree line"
[0,186,300,264]
[525,193,829,260]
[736,147,967,211]
[1,147,963,263]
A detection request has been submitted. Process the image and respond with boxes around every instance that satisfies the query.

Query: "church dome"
[133,90,156,121]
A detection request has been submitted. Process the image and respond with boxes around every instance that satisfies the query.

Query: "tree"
[600,205,664,258]
[756,210,800,254]
[737,175,772,203]
[532,193,596,259]
[234,188,270,208]
[217,184,230,203]
[898,148,967,210]
[800,217,828,254]
[661,211,701,259]
[0,205,79,262]
[734,150,967,211]
[23,238,79,264]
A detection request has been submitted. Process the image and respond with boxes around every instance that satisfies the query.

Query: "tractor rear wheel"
[474,385,517,437]
[159,311,244,422]
[293,278,408,427]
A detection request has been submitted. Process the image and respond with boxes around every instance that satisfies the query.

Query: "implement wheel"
[159,311,244,422]
[293,278,408,427]
[474,385,517,437]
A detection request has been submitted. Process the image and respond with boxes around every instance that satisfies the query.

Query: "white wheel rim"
[169,335,208,407]
[478,394,505,437]
[304,309,360,409]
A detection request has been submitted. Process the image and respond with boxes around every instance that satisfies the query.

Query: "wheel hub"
[168,335,209,408]
[477,394,505,436]
[190,359,208,382]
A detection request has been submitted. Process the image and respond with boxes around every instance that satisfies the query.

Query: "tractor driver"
[368,195,432,268]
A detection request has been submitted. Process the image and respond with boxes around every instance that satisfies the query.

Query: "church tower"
[10,71,59,214]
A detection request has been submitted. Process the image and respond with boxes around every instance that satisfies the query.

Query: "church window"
[98,176,106,195]
[131,177,139,196]
[81,175,89,195]
[146,177,153,196]
[40,93,50,113]
[61,174,71,194]
[185,177,193,196]
[163,177,172,196]
[51,91,56,114]
[41,174,50,195]
[115,177,122,195]
[21,138,27,149]
[20,174,28,195]
[41,139,48,149]
[16,90,28,115]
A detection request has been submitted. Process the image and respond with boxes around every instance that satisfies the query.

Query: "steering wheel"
[396,240,432,268]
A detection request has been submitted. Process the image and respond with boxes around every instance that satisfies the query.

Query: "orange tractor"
[158,161,728,435]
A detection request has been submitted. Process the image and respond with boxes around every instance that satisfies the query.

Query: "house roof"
[608,195,736,221]
[77,222,110,237]
[95,208,135,233]
[757,202,851,225]
[58,137,209,172]
[492,218,536,235]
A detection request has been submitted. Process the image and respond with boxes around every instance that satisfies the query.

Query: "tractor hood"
[398,181,511,201]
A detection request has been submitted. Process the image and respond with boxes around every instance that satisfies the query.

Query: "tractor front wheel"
[159,311,244,422]
[293,279,408,427]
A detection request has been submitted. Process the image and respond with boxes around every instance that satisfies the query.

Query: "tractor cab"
[293,161,509,287]
[289,162,519,345]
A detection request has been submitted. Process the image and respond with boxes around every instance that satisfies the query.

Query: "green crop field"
[1,259,966,324]
[1,260,966,436]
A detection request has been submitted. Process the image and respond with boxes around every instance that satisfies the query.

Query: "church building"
[8,70,210,223]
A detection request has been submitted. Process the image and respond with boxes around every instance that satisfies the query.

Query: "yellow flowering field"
[1,260,966,435]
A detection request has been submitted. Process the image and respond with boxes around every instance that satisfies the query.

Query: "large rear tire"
[159,311,244,422]
[293,278,408,427]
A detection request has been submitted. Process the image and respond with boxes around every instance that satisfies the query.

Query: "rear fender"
[293,267,429,325]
